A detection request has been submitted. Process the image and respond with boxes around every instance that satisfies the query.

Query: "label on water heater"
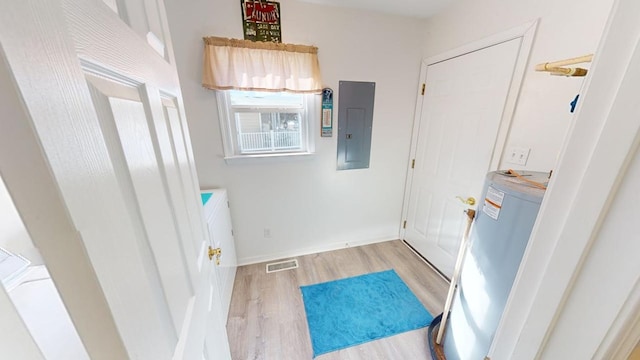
[483,186,504,220]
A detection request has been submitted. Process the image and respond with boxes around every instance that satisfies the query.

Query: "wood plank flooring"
[226,240,449,360]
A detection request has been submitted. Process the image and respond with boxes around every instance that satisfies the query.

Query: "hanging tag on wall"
[321,88,333,137]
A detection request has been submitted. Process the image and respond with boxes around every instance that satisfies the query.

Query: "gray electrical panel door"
[337,81,375,170]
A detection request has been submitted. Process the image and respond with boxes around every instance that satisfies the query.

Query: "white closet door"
[404,38,521,278]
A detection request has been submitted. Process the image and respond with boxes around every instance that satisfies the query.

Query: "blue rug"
[300,269,433,357]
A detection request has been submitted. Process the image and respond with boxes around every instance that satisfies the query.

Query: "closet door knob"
[456,196,476,206]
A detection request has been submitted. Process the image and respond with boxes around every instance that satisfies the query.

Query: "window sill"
[223,151,314,165]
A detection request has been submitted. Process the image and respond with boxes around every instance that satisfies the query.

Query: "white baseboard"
[236,236,397,266]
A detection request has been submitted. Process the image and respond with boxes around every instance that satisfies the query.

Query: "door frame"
[489,0,640,357]
[596,279,640,359]
[399,20,538,239]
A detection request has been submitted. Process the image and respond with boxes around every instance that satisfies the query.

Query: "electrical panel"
[336,81,375,170]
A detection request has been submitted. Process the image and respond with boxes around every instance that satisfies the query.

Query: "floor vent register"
[266,259,299,273]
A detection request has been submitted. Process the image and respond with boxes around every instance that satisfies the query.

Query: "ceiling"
[296,0,455,18]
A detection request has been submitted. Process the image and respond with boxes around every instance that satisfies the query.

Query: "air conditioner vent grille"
[266,259,298,273]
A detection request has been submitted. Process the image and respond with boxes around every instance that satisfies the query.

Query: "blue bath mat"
[300,269,433,357]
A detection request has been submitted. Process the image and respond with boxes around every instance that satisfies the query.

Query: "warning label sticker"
[483,186,505,220]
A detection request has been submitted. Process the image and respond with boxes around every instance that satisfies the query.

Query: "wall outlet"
[507,147,531,165]
[263,228,271,238]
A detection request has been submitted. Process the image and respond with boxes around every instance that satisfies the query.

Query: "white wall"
[165,0,615,264]
[0,176,38,263]
[164,0,425,263]
[421,0,615,172]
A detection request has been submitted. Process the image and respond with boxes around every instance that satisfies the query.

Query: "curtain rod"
[535,54,593,77]
[535,54,594,71]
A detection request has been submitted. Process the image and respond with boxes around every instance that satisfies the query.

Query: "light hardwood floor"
[226,240,449,360]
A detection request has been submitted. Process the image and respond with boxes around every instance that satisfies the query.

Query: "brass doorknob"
[208,246,222,265]
[456,196,476,206]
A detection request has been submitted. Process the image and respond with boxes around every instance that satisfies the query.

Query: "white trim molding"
[489,0,640,358]
[596,278,640,359]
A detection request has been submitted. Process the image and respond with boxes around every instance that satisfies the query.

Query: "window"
[217,90,316,160]
[203,37,322,161]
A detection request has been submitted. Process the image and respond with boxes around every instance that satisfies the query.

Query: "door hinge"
[411,159,415,169]
[421,83,426,95]
[403,220,407,229]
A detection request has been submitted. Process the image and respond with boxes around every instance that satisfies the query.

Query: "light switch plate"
[507,147,531,165]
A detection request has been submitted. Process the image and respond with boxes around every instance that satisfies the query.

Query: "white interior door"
[0,0,230,358]
[203,190,238,321]
[403,39,522,278]
[214,197,237,321]
[86,75,195,335]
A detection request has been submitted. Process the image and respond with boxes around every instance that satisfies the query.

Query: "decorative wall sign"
[321,88,333,137]
[240,0,282,43]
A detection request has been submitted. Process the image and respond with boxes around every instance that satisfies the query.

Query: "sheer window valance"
[202,37,322,93]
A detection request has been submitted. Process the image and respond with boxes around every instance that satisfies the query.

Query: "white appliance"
[443,171,548,360]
